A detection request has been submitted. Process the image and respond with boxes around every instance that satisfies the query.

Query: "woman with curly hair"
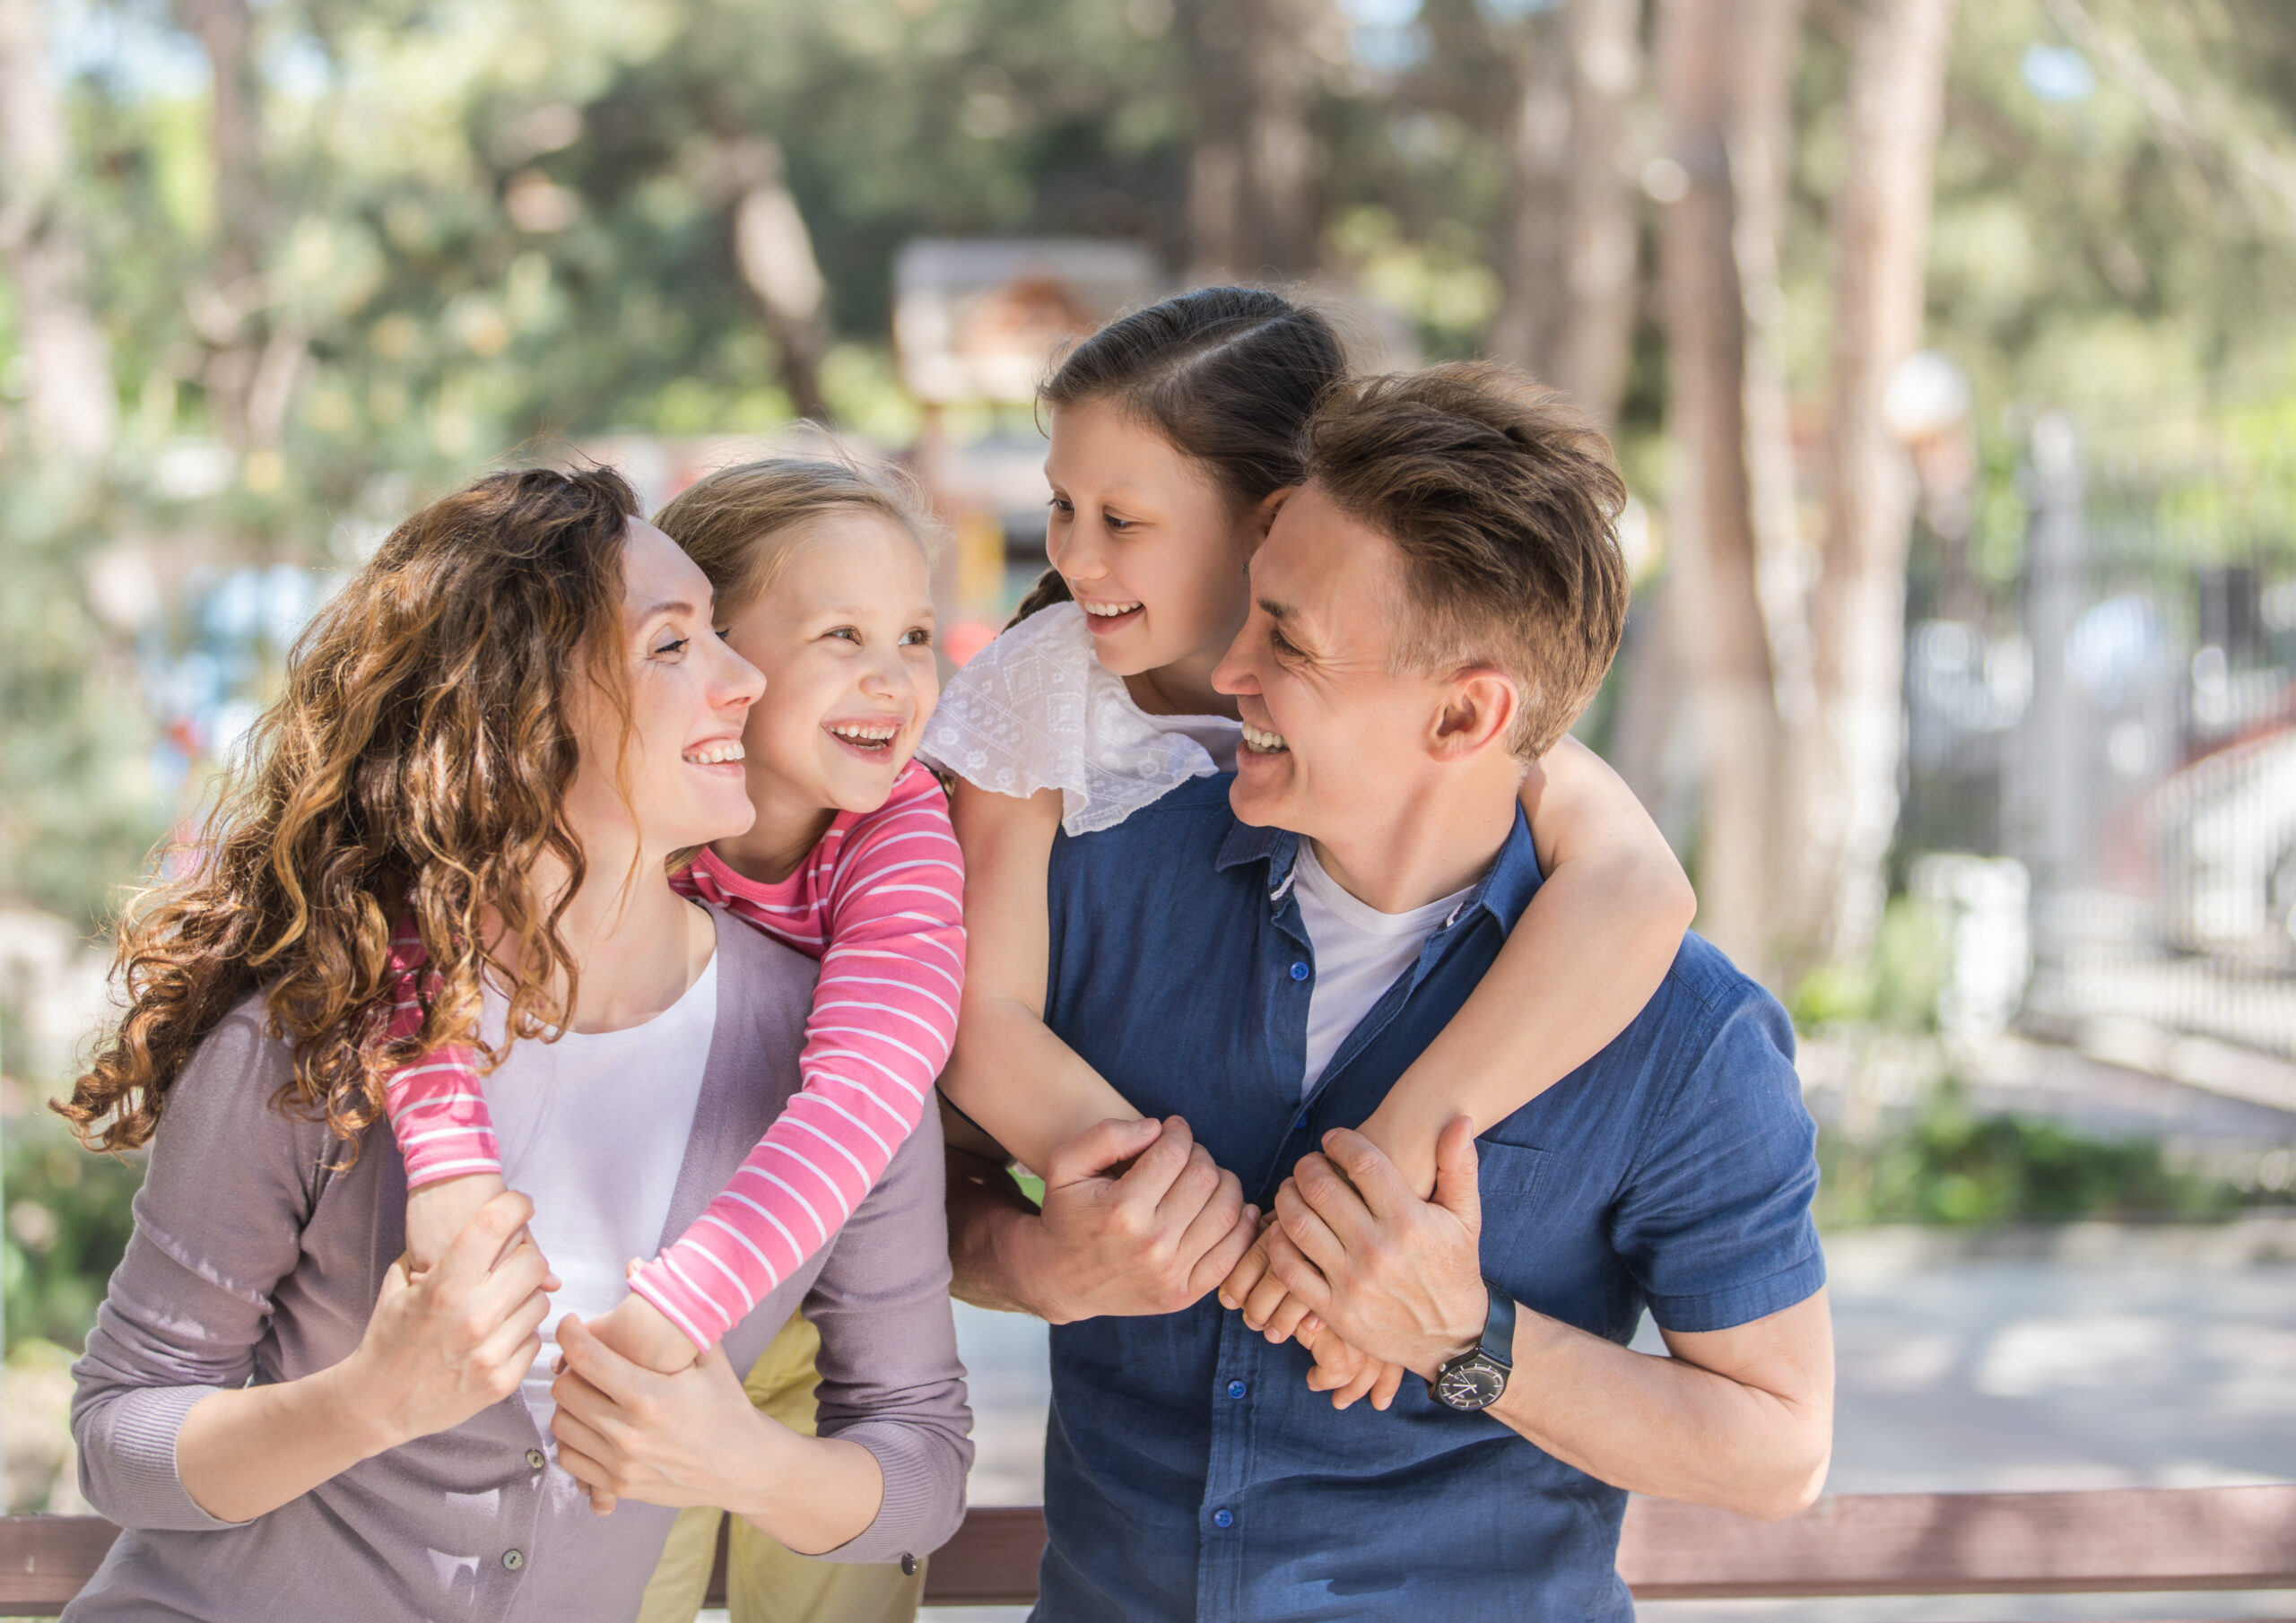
[60,467,970,1621]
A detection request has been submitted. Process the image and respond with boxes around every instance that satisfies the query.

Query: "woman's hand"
[346,1190,559,1454]
[550,1314,886,1553]
[176,1188,557,1524]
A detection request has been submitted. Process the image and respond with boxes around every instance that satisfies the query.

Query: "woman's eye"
[653,636,691,658]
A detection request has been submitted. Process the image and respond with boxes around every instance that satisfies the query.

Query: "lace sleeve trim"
[918,603,1221,836]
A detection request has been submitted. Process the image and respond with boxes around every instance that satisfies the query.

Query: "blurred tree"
[1182,0,1333,280]
[0,0,118,464]
[1488,0,1642,426]
[1801,0,1956,967]
[1653,0,1784,972]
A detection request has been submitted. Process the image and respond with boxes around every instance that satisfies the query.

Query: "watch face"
[1434,1356,1507,1412]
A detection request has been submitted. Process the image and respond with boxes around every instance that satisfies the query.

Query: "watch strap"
[1476,1281,1516,1371]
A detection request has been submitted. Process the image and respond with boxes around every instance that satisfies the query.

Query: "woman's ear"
[1430,668,1521,761]
[1252,485,1298,541]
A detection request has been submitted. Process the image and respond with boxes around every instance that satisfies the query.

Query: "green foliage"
[1817,1079,2263,1228]
[2,1111,143,1355]
[1790,894,1950,1031]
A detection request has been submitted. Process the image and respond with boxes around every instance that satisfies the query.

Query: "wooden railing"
[4,1487,2292,1615]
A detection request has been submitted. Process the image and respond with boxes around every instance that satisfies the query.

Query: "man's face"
[1213,482,1454,844]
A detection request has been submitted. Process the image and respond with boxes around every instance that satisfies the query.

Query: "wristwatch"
[1431,1280,1516,1412]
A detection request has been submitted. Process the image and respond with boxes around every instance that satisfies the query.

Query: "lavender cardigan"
[67,912,971,1621]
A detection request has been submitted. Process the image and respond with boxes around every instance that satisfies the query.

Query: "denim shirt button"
[1211,1508,1234,1529]
[1226,1379,1248,1399]
[1289,961,1309,981]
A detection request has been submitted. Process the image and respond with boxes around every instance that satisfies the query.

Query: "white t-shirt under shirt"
[483,913,719,1434]
[1292,841,1478,1097]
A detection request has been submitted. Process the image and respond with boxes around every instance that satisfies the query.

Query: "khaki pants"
[635,1315,926,1623]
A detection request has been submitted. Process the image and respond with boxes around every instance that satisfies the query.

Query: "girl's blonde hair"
[655,456,935,614]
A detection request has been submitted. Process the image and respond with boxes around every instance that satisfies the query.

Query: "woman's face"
[563,519,767,862]
[1043,397,1257,682]
[721,510,938,819]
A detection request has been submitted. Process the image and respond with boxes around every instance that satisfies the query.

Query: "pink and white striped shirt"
[379,759,964,1350]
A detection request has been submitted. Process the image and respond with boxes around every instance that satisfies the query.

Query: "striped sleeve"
[631,766,965,1349]
[376,927,501,1189]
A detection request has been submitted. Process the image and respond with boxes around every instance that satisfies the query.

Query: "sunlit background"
[1,0,2292,1618]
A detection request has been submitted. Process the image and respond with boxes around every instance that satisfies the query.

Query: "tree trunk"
[0,0,117,465]
[176,0,287,451]
[726,140,832,422]
[1490,0,1641,426]
[1655,0,1778,976]
[1186,0,1323,280]
[1557,0,1642,424]
[1730,0,1819,963]
[1489,16,1571,384]
[1805,0,1956,963]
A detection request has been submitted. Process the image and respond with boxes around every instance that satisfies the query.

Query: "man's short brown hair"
[1303,361,1630,758]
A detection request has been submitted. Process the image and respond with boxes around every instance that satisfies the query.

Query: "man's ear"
[1430,668,1520,761]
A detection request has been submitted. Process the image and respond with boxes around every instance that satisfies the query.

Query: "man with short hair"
[948,363,1833,1622]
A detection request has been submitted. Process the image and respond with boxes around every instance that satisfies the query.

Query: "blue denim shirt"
[1033,775,1824,1623]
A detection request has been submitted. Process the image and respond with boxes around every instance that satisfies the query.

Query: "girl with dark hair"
[926,286,1697,1402]
[62,471,970,1620]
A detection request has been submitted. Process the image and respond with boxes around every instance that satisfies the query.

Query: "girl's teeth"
[829,722,900,747]
[1082,600,1142,618]
[684,742,744,765]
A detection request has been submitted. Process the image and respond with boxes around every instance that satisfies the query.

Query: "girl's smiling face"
[718,509,938,838]
[1043,397,1261,703]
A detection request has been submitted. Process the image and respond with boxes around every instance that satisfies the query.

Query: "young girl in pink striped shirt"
[387,457,961,1383]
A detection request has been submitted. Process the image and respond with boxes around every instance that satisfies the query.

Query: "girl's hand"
[1219,1215,1318,1343]
[1295,1314,1408,1411]
[346,1190,558,1453]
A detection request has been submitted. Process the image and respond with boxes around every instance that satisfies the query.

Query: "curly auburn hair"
[58,465,640,1156]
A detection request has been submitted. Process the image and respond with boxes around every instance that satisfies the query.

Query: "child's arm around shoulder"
[938,777,1142,1176]
[1363,735,1694,1194]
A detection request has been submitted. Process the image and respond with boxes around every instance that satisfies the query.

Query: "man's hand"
[1264,1116,1488,1381]
[1020,1116,1260,1324]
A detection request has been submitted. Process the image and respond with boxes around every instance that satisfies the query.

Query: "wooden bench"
[3,1487,2292,1615]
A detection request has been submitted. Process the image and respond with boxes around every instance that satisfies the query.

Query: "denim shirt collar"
[1213,794,1544,933]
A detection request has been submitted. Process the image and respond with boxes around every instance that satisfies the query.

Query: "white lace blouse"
[919,601,1242,837]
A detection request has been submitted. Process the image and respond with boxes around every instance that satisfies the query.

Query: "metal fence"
[1900,414,2296,1064]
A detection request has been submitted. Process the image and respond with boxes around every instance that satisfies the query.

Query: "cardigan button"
[501,1549,525,1571]
[525,1449,546,1471]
